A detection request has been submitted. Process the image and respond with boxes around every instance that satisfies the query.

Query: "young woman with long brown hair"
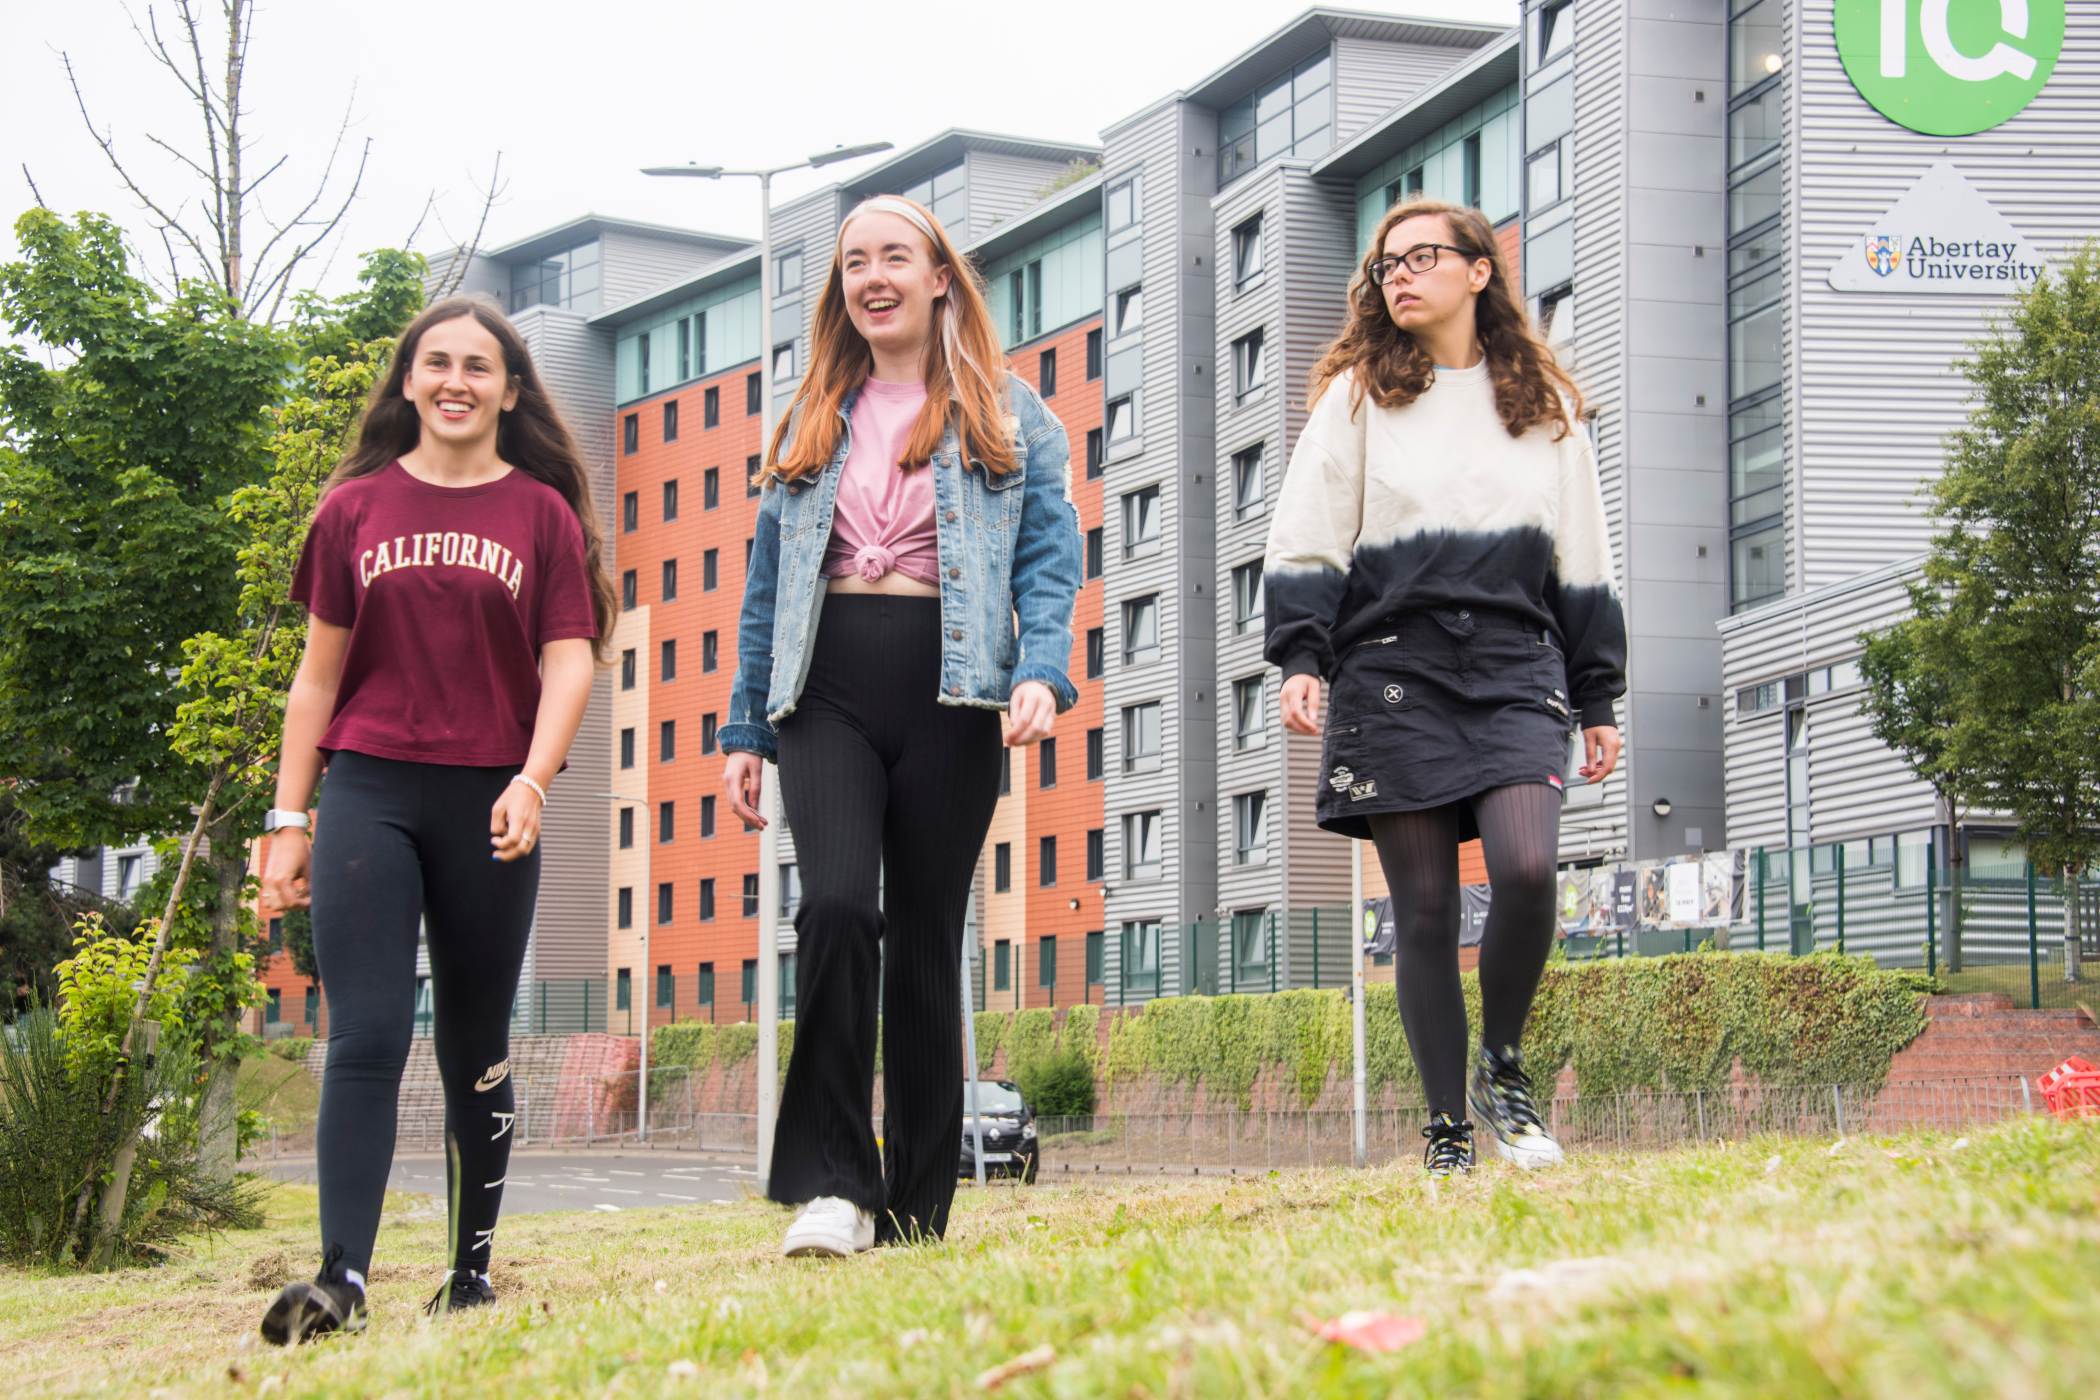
[721,195,1081,1256]
[257,298,613,1342]
[1264,198,1625,1178]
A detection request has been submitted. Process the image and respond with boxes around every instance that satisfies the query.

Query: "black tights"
[1367,783,1562,1120]
[309,751,538,1281]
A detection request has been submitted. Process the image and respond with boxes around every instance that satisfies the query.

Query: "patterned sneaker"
[1469,1043,1566,1169]
[1421,1113,1476,1179]
[782,1195,875,1258]
[260,1245,368,1346]
[423,1270,497,1317]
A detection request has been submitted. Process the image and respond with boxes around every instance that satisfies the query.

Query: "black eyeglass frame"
[1366,242,1481,284]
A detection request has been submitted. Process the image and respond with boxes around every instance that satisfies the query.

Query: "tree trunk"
[1946,810,1964,975]
[2067,864,2086,984]
[195,819,250,1183]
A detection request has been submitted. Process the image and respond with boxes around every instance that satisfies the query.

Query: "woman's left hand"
[1005,681,1057,747]
[490,780,543,862]
[1579,725,1622,784]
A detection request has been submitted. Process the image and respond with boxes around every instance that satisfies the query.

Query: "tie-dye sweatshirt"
[1261,361,1626,729]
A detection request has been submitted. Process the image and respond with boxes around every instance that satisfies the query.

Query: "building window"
[896,160,968,230]
[704,467,720,510]
[662,558,678,602]
[1232,214,1264,288]
[1121,484,1160,557]
[1106,177,1138,233]
[510,237,601,313]
[660,639,676,681]
[1122,917,1161,980]
[703,630,718,673]
[1536,0,1574,66]
[1085,427,1104,479]
[1038,348,1057,398]
[622,491,638,533]
[664,478,680,521]
[703,386,719,429]
[660,719,676,762]
[620,726,636,769]
[742,874,759,920]
[1232,329,1266,402]
[616,966,631,1008]
[1086,526,1104,580]
[1086,930,1105,983]
[703,548,719,592]
[699,962,715,1005]
[1106,394,1138,443]
[773,341,797,382]
[665,400,680,442]
[779,953,797,1018]
[701,795,716,838]
[779,863,801,920]
[1218,50,1332,185]
[1039,835,1057,887]
[1086,827,1104,882]
[994,940,1011,991]
[1086,627,1104,679]
[621,570,637,611]
[1122,595,1159,665]
[1234,790,1270,866]
[1233,910,1269,980]
[618,807,634,850]
[700,878,716,921]
[657,882,674,925]
[1122,701,1161,773]
[656,964,673,1008]
[1039,936,1058,990]
[617,887,633,931]
[1039,736,1058,788]
[1113,286,1143,337]
[1086,327,1103,379]
[701,712,718,754]
[741,959,756,1007]
[1086,726,1104,780]
[747,454,762,498]
[620,648,636,690]
[747,371,762,416]
[1232,443,1265,520]
[1728,0,1787,614]
[1231,560,1264,635]
[994,842,1012,893]
[623,413,638,455]
[998,747,1011,796]
[1234,675,1269,751]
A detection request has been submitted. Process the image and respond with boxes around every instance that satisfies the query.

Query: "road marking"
[657,1192,698,1201]
[593,1203,621,1212]
[610,1170,645,1177]
[542,1183,583,1191]
[600,1188,642,1195]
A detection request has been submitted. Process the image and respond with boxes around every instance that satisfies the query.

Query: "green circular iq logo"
[1835,0,2064,136]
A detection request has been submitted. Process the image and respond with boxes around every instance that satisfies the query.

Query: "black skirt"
[1317,606,1575,841]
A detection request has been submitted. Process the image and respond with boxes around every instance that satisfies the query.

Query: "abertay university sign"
[1835,0,2065,135]
[1825,161,2048,294]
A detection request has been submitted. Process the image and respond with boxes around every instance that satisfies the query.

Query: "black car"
[958,1079,1039,1183]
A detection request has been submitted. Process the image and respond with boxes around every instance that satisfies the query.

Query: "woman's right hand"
[260,831,312,912]
[1281,673,1325,736]
[723,752,768,831]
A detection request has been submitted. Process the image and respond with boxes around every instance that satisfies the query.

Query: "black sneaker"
[261,1245,367,1346]
[1468,1043,1565,1169]
[1421,1113,1476,1178]
[423,1270,497,1318]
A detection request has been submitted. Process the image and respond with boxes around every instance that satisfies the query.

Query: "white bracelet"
[509,773,548,806]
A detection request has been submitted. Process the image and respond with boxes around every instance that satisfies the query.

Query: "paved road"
[266,1151,759,1215]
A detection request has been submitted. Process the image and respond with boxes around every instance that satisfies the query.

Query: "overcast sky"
[2,0,1516,302]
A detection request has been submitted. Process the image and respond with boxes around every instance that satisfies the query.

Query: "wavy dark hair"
[1309,197,1583,440]
[324,296,616,662]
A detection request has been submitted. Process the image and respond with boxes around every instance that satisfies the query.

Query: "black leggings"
[1367,783,1562,1120]
[767,594,1002,1243]
[309,750,538,1279]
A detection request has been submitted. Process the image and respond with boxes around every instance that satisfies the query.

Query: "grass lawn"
[3,1118,2096,1398]
[1935,959,2095,1012]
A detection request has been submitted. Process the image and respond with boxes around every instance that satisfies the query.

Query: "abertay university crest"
[1863,234,1902,276]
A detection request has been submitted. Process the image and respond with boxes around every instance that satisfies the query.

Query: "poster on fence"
[1361,896,1395,957]
[1551,853,1744,937]
[1459,884,1490,946]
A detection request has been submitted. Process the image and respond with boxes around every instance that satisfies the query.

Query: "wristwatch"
[264,809,311,834]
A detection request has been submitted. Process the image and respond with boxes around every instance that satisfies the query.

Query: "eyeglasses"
[1366,244,1474,284]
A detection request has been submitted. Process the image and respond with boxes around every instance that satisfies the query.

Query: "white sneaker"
[782,1196,874,1258]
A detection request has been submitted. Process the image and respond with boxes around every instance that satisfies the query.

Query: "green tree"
[1921,242,2100,985]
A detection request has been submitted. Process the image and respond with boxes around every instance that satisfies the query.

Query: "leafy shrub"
[265,1037,313,1063]
[1016,1045,1096,1117]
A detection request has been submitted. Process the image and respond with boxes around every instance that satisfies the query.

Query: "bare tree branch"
[250,134,371,324]
[142,131,219,187]
[401,189,438,251]
[124,2,206,107]
[236,152,288,201]
[239,82,361,318]
[60,48,216,285]
[436,150,505,300]
[21,164,47,209]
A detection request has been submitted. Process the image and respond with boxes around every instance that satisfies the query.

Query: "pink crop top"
[821,377,940,585]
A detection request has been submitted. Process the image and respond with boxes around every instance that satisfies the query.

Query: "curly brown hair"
[1308,197,1583,440]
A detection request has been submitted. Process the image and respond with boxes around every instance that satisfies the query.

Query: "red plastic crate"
[2037,1056,2100,1120]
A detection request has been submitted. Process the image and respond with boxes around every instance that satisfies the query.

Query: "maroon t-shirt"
[290,461,599,766]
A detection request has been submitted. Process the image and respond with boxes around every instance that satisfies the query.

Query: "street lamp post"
[643,141,890,1189]
[602,789,650,1143]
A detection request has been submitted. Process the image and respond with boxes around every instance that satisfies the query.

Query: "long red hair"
[1310,197,1583,439]
[763,195,1015,483]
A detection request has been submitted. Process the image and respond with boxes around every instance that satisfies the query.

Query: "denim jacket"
[719,374,1083,762]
